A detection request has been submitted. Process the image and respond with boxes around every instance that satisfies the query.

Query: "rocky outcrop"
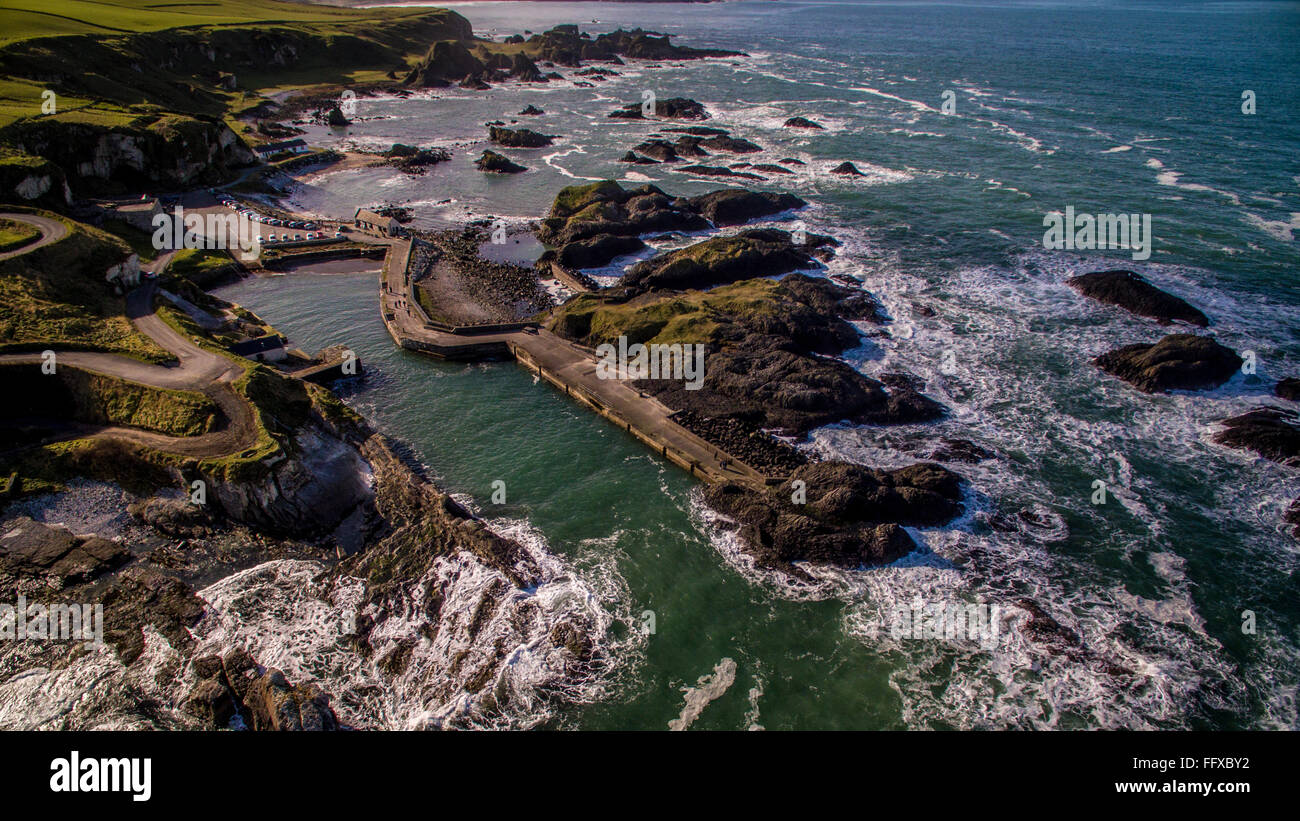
[831,161,865,176]
[487,126,555,148]
[475,150,527,174]
[2,116,255,194]
[619,151,657,165]
[622,228,816,292]
[686,189,806,226]
[556,234,645,268]
[679,165,765,181]
[1213,407,1300,467]
[518,105,544,116]
[1068,270,1209,326]
[1275,378,1300,401]
[537,180,711,248]
[0,517,129,589]
[525,25,743,66]
[610,97,708,120]
[783,116,824,129]
[1094,334,1242,393]
[704,461,963,574]
[206,424,374,537]
[183,647,339,730]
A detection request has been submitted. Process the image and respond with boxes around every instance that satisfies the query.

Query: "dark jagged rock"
[609,97,708,120]
[1068,270,1209,326]
[1286,498,1300,539]
[0,517,129,588]
[100,566,206,664]
[686,189,806,227]
[780,157,806,166]
[575,67,620,79]
[752,163,795,175]
[699,135,763,153]
[830,161,865,176]
[1213,407,1300,467]
[557,234,646,268]
[631,139,681,162]
[487,126,555,148]
[382,143,451,174]
[703,461,963,573]
[475,150,527,174]
[518,104,545,116]
[619,151,658,165]
[623,228,814,291]
[672,410,809,475]
[926,438,995,464]
[549,273,943,435]
[511,53,546,82]
[1274,378,1300,401]
[670,136,710,157]
[324,106,350,127]
[128,497,214,540]
[404,40,485,87]
[537,180,710,246]
[459,75,490,90]
[184,648,340,731]
[1094,334,1242,393]
[783,116,825,129]
[678,164,765,181]
[663,126,731,137]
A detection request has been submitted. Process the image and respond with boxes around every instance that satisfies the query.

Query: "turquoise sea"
[217,0,1300,729]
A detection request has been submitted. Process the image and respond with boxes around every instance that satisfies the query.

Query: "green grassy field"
[0,1,439,46]
[0,216,38,252]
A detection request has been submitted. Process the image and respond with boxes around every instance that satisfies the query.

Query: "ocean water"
[216,0,1300,729]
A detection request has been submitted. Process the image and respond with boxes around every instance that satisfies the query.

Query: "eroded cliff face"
[4,117,256,194]
[206,423,375,538]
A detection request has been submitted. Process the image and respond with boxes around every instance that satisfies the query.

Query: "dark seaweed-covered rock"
[663,126,731,137]
[324,106,350,127]
[686,189,806,227]
[703,460,963,572]
[1094,334,1242,393]
[609,97,708,120]
[699,135,763,154]
[1286,498,1300,539]
[475,150,527,174]
[518,105,545,116]
[1068,270,1209,326]
[1213,407,1300,467]
[622,228,813,291]
[780,157,806,166]
[619,151,658,165]
[557,234,646,269]
[632,139,681,162]
[1275,378,1300,401]
[830,161,865,176]
[487,126,555,147]
[678,164,765,181]
[783,116,825,129]
[752,163,795,175]
[100,566,206,664]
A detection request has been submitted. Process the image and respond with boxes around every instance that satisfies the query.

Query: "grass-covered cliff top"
[0,209,172,362]
[0,0,469,130]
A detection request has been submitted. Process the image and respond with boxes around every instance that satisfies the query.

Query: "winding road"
[0,217,258,458]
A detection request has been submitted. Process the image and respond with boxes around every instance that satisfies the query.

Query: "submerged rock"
[1094,334,1241,393]
[830,161,865,176]
[678,164,765,181]
[1068,269,1209,326]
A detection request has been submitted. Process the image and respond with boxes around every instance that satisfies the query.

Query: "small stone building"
[354,208,400,237]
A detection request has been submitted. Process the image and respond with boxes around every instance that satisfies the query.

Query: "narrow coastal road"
[0,213,67,261]
[0,274,258,457]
